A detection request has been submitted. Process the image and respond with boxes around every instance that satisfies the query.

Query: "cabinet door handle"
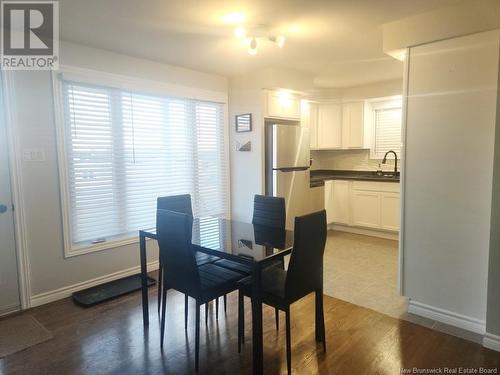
[0,204,8,214]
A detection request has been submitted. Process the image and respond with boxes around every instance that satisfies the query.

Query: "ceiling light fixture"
[234,25,286,55]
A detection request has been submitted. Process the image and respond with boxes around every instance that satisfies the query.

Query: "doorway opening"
[307,93,407,319]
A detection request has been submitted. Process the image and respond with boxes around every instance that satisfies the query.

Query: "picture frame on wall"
[235,113,252,132]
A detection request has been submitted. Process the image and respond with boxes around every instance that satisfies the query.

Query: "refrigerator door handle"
[273,166,309,172]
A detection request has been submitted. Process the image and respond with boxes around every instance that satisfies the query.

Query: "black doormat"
[72,274,156,307]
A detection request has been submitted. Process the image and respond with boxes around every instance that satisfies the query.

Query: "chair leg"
[195,301,200,372]
[216,298,219,320]
[184,294,189,331]
[238,290,244,353]
[205,302,209,325]
[319,290,326,352]
[285,307,292,375]
[160,274,168,349]
[224,294,227,314]
[157,259,162,315]
[275,308,279,331]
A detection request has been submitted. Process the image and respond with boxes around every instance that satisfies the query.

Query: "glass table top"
[141,217,294,262]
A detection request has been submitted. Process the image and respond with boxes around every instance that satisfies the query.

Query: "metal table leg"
[140,231,149,326]
[251,262,263,374]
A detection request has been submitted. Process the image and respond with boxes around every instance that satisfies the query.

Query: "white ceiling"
[58,0,463,88]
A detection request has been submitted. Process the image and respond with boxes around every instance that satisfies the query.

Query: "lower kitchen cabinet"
[325,180,349,224]
[351,190,381,228]
[324,179,400,232]
[380,192,400,231]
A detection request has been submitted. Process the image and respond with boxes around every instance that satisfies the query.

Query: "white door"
[0,80,20,314]
[318,103,342,149]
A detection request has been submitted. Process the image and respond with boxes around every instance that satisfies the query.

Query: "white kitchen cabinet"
[317,103,342,149]
[264,90,301,120]
[380,192,400,231]
[324,179,400,232]
[301,101,319,149]
[324,180,349,224]
[342,102,364,148]
[351,190,381,228]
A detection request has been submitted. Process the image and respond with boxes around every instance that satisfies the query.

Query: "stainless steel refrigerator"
[265,121,310,230]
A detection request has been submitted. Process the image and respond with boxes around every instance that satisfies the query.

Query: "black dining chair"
[252,194,286,228]
[237,210,327,375]
[214,194,286,326]
[157,209,243,372]
[156,194,221,326]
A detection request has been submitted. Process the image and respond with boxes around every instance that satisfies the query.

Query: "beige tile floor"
[323,230,408,319]
[322,230,484,344]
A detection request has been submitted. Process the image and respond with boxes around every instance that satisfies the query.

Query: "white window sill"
[64,232,154,258]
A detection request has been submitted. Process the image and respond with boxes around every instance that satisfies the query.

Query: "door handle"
[0,204,8,214]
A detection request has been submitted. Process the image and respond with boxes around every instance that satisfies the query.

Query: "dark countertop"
[310,169,400,187]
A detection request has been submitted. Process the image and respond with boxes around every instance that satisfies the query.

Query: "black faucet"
[382,150,398,175]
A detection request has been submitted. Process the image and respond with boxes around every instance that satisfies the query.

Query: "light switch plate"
[23,149,46,162]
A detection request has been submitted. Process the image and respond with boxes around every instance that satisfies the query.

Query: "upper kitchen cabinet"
[263,90,301,120]
[341,101,364,148]
[317,103,342,149]
[306,101,364,150]
[301,100,319,149]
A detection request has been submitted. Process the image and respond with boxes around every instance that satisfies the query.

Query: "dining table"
[139,216,294,375]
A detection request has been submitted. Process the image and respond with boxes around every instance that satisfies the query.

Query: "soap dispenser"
[376,163,383,176]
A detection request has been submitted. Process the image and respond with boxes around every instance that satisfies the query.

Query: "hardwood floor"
[1,276,499,374]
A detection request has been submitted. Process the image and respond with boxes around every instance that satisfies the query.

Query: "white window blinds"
[370,99,402,159]
[62,80,227,246]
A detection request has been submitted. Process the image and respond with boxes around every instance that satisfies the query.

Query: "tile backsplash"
[311,149,397,172]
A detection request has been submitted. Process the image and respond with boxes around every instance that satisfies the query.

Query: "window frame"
[53,66,230,257]
[365,95,403,160]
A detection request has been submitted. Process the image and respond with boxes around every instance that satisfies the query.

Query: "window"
[58,79,228,254]
[367,97,402,159]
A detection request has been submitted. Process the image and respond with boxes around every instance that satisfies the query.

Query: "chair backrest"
[156,209,200,296]
[157,194,193,217]
[252,194,286,228]
[285,210,327,302]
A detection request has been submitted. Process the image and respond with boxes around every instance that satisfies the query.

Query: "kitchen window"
[55,74,228,256]
[367,97,402,159]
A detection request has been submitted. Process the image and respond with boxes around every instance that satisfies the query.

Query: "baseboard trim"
[329,224,399,240]
[0,304,21,318]
[408,300,485,334]
[483,333,500,352]
[30,260,159,308]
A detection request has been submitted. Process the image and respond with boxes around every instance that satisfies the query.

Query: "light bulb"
[276,35,285,48]
[234,26,246,39]
[248,37,257,55]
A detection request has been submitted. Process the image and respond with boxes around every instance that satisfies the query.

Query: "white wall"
[403,30,500,326]
[486,49,500,338]
[228,86,264,223]
[6,41,227,304]
[383,0,500,55]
